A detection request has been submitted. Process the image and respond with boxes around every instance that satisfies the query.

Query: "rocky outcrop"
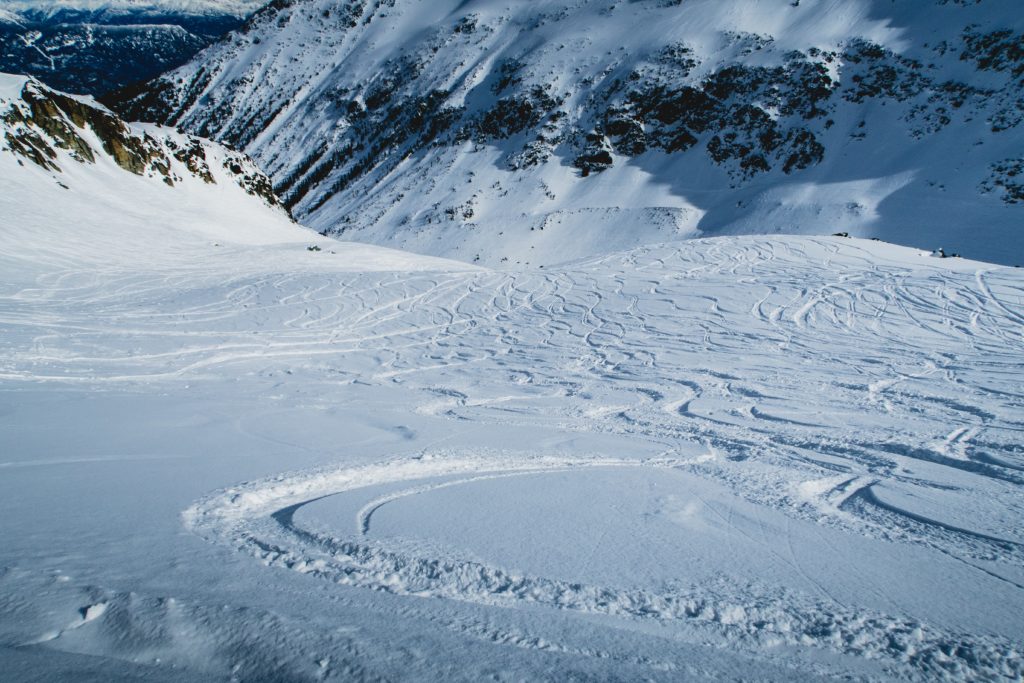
[982,158,1024,204]
[1,75,286,211]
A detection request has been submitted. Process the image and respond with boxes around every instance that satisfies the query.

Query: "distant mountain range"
[2,1,263,17]
[104,0,1024,266]
[0,1,265,95]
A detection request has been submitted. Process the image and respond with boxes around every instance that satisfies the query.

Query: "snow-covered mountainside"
[0,1,262,31]
[2,5,1024,679]
[0,1,263,95]
[107,0,1024,266]
[2,83,1024,677]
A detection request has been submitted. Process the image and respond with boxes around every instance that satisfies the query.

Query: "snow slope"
[0,10,25,27]
[0,73,461,279]
[2,73,1024,678]
[109,0,1024,266]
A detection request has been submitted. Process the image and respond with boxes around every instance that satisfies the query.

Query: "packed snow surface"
[2,112,1024,678]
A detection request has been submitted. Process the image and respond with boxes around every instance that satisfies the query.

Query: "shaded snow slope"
[1,100,1023,679]
[109,0,1024,266]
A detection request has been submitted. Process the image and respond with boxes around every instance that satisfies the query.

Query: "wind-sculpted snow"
[2,229,1023,679]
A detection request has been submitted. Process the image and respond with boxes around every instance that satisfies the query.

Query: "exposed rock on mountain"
[108,0,1024,266]
[1,73,285,209]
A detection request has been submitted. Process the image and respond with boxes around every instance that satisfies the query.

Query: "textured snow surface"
[2,112,1024,679]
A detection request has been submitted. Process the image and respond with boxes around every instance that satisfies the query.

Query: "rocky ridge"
[2,74,284,209]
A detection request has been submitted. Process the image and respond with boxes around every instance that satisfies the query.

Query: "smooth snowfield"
[2,148,1024,678]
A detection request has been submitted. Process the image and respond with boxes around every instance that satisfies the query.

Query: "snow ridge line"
[184,453,1023,680]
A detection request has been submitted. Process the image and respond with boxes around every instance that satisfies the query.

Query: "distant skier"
[932,247,946,258]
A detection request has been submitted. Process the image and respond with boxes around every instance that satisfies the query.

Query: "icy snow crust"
[2,82,1024,679]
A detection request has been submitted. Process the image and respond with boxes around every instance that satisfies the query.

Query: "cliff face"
[107,0,1024,266]
[1,74,285,211]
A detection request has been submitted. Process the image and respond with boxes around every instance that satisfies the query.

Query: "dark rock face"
[573,133,615,176]
[168,136,215,184]
[2,111,61,172]
[982,158,1024,204]
[18,86,96,163]
[960,26,1024,78]
[592,53,835,182]
[13,79,173,178]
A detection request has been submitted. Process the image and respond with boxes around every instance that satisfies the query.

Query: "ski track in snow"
[5,236,1024,678]
[184,454,1023,680]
